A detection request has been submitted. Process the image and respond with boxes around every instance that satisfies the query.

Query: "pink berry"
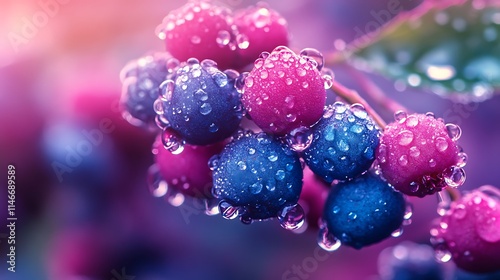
[156,0,236,69]
[377,112,465,197]
[152,135,224,199]
[431,186,500,273]
[241,46,327,135]
[299,167,329,230]
[233,3,289,69]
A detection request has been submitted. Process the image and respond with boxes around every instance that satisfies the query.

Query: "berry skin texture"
[233,3,289,69]
[431,186,500,274]
[158,59,243,145]
[377,113,464,197]
[303,102,380,183]
[153,136,224,199]
[156,0,236,70]
[120,52,173,126]
[241,46,327,135]
[323,172,406,249]
[212,132,303,221]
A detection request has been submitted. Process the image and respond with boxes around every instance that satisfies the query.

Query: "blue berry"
[303,102,380,183]
[212,132,304,226]
[157,59,243,145]
[321,172,406,249]
[120,52,176,126]
[378,242,444,280]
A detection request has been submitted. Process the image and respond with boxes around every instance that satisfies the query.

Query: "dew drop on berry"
[434,245,452,263]
[159,80,175,101]
[443,166,466,188]
[286,127,313,152]
[405,115,419,127]
[409,182,419,193]
[435,137,449,152]
[445,123,462,141]
[453,204,467,219]
[317,226,342,251]
[398,130,414,146]
[391,226,404,237]
[323,75,333,89]
[398,155,409,166]
[266,180,276,191]
[237,161,247,171]
[245,76,254,88]
[219,201,240,220]
[208,155,220,171]
[167,192,185,207]
[278,204,305,231]
[248,147,256,155]
[347,212,357,221]
[216,30,231,46]
[299,48,324,71]
[209,123,219,133]
[236,33,249,49]
[249,182,263,194]
[162,129,184,154]
[191,35,201,44]
[409,146,420,158]
[394,110,408,122]
[378,144,388,163]
[199,103,212,115]
[351,104,368,119]
[456,152,468,167]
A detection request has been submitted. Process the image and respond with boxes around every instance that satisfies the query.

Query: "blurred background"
[1,0,499,279]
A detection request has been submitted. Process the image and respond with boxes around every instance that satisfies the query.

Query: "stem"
[346,65,409,114]
[329,79,387,129]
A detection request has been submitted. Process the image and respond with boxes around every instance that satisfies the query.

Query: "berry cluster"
[117,0,500,275]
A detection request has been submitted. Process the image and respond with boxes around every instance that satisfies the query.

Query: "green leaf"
[352,1,500,102]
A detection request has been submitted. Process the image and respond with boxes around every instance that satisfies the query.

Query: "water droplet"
[191,35,201,44]
[429,159,437,168]
[443,166,466,188]
[299,48,324,70]
[323,75,333,89]
[200,103,212,115]
[249,182,263,194]
[333,205,340,214]
[445,123,462,141]
[391,227,404,237]
[435,246,452,263]
[219,201,239,219]
[286,127,313,152]
[216,30,231,46]
[266,180,276,191]
[394,111,408,122]
[162,129,184,154]
[236,33,249,49]
[302,81,309,88]
[278,204,305,231]
[317,226,341,251]
[268,152,278,162]
[409,146,420,158]
[378,144,387,163]
[406,115,419,127]
[456,152,467,168]
[213,72,228,87]
[404,203,413,220]
[167,192,185,207]
[209,123,219,133]
[260,70,269,79]
[409,182,419,193]
[147,164,168,197]
[296,68,306,77]
[435,137,449,152]
[351,104,368,120]
[398,130,414,146]
[159,80,175,101]
[237,161,247,170]
[337,139,349,152]
[453,204,466,219]
[347,212,357,221]
[398,155,408,166]
[275,170,286,181]
[245,76,254,88]
[204,199,220,216]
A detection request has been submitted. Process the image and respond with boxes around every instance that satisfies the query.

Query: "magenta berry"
[299,167,329,230]
[377,112,466,197]
[156,0,236,69]
[241,46,327,135]
[431,186,500,273]
[151,135,224,200]
[233,3,289,69]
